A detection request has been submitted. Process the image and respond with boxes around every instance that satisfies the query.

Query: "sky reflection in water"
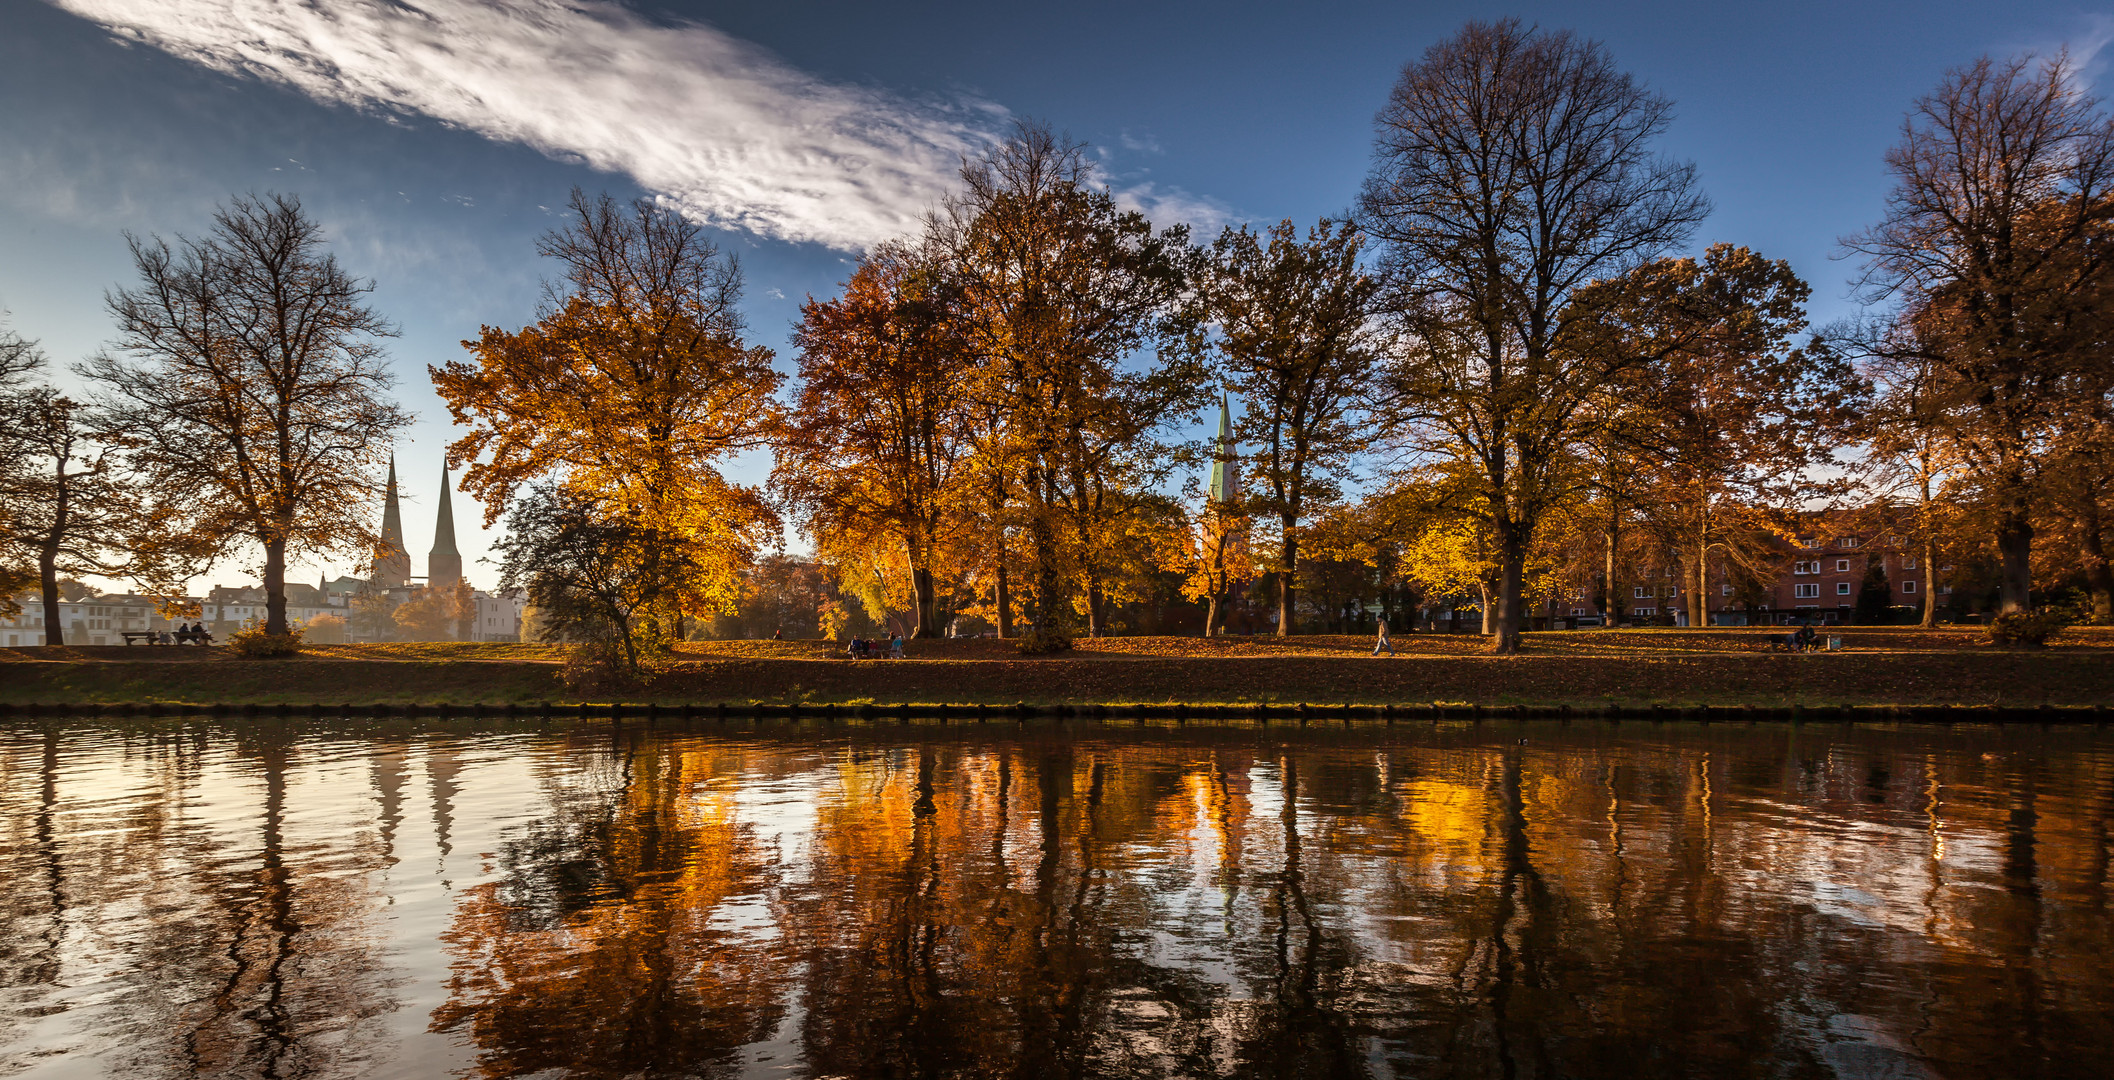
[0,721,2108,1079]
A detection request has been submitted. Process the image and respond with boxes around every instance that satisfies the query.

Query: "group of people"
[846,634,905,659]
[1779,622,1822,652]
[145,623,214,646]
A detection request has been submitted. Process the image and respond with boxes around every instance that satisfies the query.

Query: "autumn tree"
[1200,218,1376,635]
[494,484,701,670]
[1360,19,1709,653]
[0,323,49,614]
[941,122,1201,648]
[1575,245,1860,629]
[775,241,975,638]
[699,554,839,640]
[1166,401,1256,636]
[392,579,474,642]
[1844,51,2114,613]
[86,193,409,636]
[1846,312,1969,627]
[348,587,398,642]
[434,190,782,646]
[0,375,146,644]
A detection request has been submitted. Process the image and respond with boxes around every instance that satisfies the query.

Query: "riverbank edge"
[3,651,2112,708]
[0,701,2107,730]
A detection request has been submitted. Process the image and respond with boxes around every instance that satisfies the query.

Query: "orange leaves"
[431,192,784,627]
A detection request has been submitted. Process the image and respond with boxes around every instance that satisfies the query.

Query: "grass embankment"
[3,628,2111,708]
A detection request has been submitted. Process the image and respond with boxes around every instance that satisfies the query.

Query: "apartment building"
[1550,513,1947,627]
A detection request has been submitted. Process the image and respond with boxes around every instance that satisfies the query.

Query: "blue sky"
[3,0,2109,592]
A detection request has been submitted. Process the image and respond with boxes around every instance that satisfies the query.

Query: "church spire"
[428,462,464,587]
[1209,394,1239,505]
[372,455,410,587]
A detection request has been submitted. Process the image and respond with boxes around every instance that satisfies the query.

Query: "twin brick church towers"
[369,458,462,590]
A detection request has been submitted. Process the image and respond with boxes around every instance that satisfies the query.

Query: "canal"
[1,719,2107,1078]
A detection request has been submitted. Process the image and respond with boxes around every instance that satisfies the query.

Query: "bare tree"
[86,193,409,636]
[1359,19,1708,652]
[1844,52,2114,614]
[0,325,52,613]
[2,387,145,644]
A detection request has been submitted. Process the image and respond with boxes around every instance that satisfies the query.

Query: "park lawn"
[2,628,2110,706]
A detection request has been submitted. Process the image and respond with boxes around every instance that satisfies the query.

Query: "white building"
[472,591,526,642]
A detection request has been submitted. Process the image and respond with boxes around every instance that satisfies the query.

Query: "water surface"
[1,720,2108,1078]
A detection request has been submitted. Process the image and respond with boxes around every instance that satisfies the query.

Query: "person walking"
[1372,617,1395,656]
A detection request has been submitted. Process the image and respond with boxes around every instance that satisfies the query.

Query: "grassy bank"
[3,628,2110,707]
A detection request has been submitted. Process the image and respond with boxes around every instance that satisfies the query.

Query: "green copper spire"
[1208,394,1238,505]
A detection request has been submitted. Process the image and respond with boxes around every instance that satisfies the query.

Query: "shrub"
[227,626,304,658]
[558,640,669,694]
[1016,625,1075,654]
[1986,610,2073,648]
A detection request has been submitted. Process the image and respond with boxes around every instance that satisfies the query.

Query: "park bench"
[120,631,166,646]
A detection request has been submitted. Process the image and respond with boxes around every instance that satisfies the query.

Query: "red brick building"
[1548,514,1948,626]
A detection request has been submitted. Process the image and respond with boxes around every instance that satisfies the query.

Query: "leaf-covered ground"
[3,628,2110,706]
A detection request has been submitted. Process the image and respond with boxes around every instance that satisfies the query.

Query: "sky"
[2,0,2110,595]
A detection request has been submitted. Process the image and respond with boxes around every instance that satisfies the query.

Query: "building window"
[1837,582,1852,595]
[1634,608,1656,616]
[1938,585,1953,595]
[1901,580,1917,594]
[1838,537,1857,548]
[1902,556,1917,569]
[1793,561,1811,575]
[1633,587,1648,599]
[1886,535,1904,546]
[1794,583,1819,598]
[1721,584,1734,596]
[1799,537,1817,548]
[1836,559,1850,572]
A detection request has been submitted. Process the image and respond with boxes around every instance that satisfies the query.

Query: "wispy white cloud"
[1998,13,2114,93]
[46,0,1004,250]
[1111,180,1238,239]
[2068,14,2114,89]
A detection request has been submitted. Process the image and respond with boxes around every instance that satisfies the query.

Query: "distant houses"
[0,461,524,646]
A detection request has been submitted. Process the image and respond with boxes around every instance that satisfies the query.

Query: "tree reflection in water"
[0,721,2110,1078]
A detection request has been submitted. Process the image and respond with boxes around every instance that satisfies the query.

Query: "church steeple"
[372,456,410,587]
[1209,394,1239,505]
[428,462,463,588]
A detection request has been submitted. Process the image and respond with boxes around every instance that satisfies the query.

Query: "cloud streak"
[47,0,1002,250]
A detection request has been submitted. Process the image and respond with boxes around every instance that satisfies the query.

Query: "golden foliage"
[431,191,783,624]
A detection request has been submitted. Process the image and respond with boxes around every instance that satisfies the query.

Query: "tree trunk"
[1919,473,1941,629]
[1689,538,1708,630]
[1276,531,1297,637]
[1490,529,1525,654]
[1478,581,1493,635]
[1604,522,1625,625]
[1085,571,1106,638]
[2078,490,2113,625]
[1026,509,1068,645]
[1995,508,2034,614]
[264,534,289,636]
[994,559,1013,639]
[910,563,939,639]
[37,455,71,646]
[38,555,62,647]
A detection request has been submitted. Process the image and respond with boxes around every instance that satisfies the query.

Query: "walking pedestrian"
[1372,617,1395,656]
